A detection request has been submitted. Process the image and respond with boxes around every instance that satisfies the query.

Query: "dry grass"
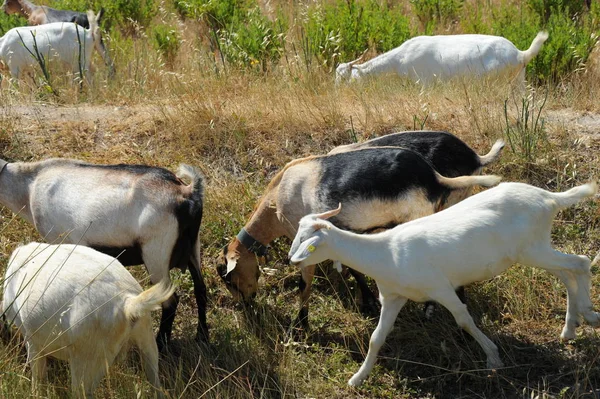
[2,15,600,398]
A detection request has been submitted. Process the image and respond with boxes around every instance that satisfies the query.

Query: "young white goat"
[0,10,107,80]
[289,182,600,386]
[0,158,206,350]
[335,32,548,86]
[1,243,174,397]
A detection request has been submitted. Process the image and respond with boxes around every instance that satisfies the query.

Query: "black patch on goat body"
[91,244,143,266]
[167,170,208,342]
[316,147,447,225]
[355,131,482,177]
[169,171,204,272]
[43,7,90,28]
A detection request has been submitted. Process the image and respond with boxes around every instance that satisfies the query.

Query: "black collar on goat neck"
[237,228,269,257]
[0,160,8,176]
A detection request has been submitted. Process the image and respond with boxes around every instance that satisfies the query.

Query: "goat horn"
[315,203,342,220]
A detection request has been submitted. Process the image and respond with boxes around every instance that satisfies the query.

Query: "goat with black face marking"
[218,146,501,330]
[0,157,206,350]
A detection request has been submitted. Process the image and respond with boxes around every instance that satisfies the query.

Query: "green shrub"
[0,13,25,36]
[536,10,597,81]
[153,24,181,65]
[410,0,464,31]
[218,7,284,71]
[300,0,411,69]
[527,0,586,22]
[174,0,250,29]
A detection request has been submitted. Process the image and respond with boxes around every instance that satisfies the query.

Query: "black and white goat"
[0,158,205,349]
[218,146,501,329]
[289,182,600,386]
[331,130,505,316]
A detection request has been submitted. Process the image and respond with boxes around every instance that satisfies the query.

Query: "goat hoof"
[348,374,365,387]
[560,328,577,341]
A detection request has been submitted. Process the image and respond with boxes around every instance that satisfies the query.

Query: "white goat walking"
[336,32,548,86]
[289,182,600,386]
[1,243,173,398]
[0,10,106,80]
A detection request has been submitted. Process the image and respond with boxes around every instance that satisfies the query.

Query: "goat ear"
[312,221,331,231]
[96,8,104,24]
[290,235,323,264]
[226,256,238,275]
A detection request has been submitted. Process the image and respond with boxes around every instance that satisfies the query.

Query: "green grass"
[1,0,600,398]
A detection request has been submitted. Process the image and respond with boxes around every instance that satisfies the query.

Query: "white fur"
[0,158,205,345]
[289,182,599,386]
[1,243,173,397]
[0,11,101,80]
[336,32,548,86]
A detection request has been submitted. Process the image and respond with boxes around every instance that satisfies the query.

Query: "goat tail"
[551,181,598,210]
[478,139,506,166]
[177,164,205,204]
[436,173,502,190]
[124,281,176,322]
[520,31,549,65]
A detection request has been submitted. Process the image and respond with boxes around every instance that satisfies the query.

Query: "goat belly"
[91,244,144,266]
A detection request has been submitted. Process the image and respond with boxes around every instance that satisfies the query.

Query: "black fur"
[42,6,105,29]
[347,130,482,177]
[317,147,448,226]
[167,170,207,343]
[90,244,143,266]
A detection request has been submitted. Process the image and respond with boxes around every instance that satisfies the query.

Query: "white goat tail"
[520,31,549,65]
[479,139,506,166]
[436,173,502,189]
[551,181,598,209]
[124,281,175,322]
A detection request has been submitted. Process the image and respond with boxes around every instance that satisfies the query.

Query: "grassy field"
[2,0,600,398]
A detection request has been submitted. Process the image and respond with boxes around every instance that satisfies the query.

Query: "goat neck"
[319,226,392,281]
[243,195,288,249]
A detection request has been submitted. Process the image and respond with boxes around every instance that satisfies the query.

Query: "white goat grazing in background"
[1,243,173,398]
[0,10,105,80]
[289,181,599,386]
[335,31,548,86]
